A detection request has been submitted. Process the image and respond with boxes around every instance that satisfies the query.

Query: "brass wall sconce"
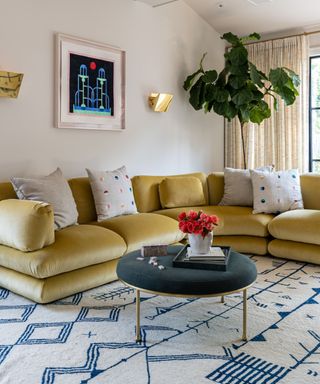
[149,93,173,112]
[0,71,24,98]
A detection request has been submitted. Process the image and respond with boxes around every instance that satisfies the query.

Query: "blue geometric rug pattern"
[0,255,319,383]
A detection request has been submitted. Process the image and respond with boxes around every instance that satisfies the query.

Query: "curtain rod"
[244,29,320,45]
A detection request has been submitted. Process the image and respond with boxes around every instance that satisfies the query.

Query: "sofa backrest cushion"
[207,172,225,205]
[131,172,208,213]
[68,177,97,224]
[300,174,320,209]
[0,182,16,201]
[159,177,206,208]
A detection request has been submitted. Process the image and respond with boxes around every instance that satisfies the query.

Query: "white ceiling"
[184,0,320,37]
[136,0,320,37]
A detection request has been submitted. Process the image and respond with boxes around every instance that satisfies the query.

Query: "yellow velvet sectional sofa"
[0,171,319,303]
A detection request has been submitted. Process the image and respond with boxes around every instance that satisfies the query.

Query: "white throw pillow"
[250,169,304,214]
[219,166,273,207]
[11,168,78,230]
[86,166,137,221]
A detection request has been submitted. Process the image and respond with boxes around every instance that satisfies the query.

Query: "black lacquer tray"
[173,245,231,271]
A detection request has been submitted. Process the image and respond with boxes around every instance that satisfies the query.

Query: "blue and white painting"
[69,53,114,117]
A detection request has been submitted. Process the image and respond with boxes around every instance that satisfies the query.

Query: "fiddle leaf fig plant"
[183,32,300,168]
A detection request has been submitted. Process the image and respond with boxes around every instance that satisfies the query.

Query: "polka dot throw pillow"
[86,166,137,221]
[250,169,304,214]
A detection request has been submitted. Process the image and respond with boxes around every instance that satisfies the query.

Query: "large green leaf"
[240,32,261,43]
[239,104,251,123]
[213,101,237,120]
[205,84,215,101]
[284,67,300,88]
[232,88,253,106]
[189,77,204,110]
[285,78,299,95]
[229,63,248,75]
[202,70,218,83]
[228,74,247,90]
[213,102,226,116]
[251,88,264,101]
[212,87,229,102]
[216,69,228,87]
[249,62,264,87]
[183,53,207,90]
[249,100,271,124]
[224,102,238,120]
[222,32,241,46]
[276,86,296,105]
[228,46,248,66]
[198,80,206,108]
[183,69,202,91]
[269,68,290,89]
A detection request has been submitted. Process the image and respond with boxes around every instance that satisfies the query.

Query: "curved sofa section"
[0,171,318,303]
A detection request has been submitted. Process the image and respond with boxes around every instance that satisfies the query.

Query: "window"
[309,56,320,172]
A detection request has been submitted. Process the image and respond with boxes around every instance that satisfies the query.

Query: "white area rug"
[0,255,319,383]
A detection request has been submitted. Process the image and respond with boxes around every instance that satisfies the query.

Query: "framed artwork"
[55,33,125,131]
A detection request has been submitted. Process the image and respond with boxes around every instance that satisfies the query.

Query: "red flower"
[187,222,195,233]
[188,210,199,220]
[178,212,187,221]
[177,210,219,237]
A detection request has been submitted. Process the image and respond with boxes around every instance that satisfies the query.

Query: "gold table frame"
[121,281,254,343]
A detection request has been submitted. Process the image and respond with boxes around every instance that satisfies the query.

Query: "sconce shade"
[0,71,24,98]
[149,93,173,112]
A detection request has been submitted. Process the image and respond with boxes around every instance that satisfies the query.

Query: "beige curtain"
[225,35,308,171]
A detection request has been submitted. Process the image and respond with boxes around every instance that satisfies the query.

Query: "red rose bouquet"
[178,210,219,238]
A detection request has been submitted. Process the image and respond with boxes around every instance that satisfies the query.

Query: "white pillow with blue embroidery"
[86,166,137,221]
[250,169,304,214]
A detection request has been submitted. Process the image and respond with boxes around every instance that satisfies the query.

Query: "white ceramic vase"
[188,232,213,254]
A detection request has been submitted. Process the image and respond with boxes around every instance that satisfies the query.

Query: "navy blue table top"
[116,245,257,296]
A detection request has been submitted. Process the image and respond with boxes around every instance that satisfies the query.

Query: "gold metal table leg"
[136,289,141,342]
[221,295,225,303]
[242,289,247,341]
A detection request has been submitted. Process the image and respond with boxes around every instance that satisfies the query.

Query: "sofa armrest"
[0,199,55,252]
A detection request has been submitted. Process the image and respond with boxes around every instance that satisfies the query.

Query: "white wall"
[0,0,225,181]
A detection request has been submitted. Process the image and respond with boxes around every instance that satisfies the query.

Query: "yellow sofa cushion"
[0,258,119,304]
[131,172,208,213]
[94,213,185,253]
[300,174,320,210]
[0,199,55,251]
[0,224,126,278]
[268,209,320,245]
[155,206,273,237]
[213,235,268,255]
[207,173,225,205]
[268,239,320,265]
[159,177,205,208]
[68,177,97,224]
[0,182,16,201]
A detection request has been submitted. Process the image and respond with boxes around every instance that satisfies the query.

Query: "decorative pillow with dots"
[250,169,304,214]
[86,166,137,221]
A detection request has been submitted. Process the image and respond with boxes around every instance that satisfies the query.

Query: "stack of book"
[173,245,231,271]
[186,247,227,264]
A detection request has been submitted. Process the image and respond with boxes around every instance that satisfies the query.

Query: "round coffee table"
[116,245,257,342]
